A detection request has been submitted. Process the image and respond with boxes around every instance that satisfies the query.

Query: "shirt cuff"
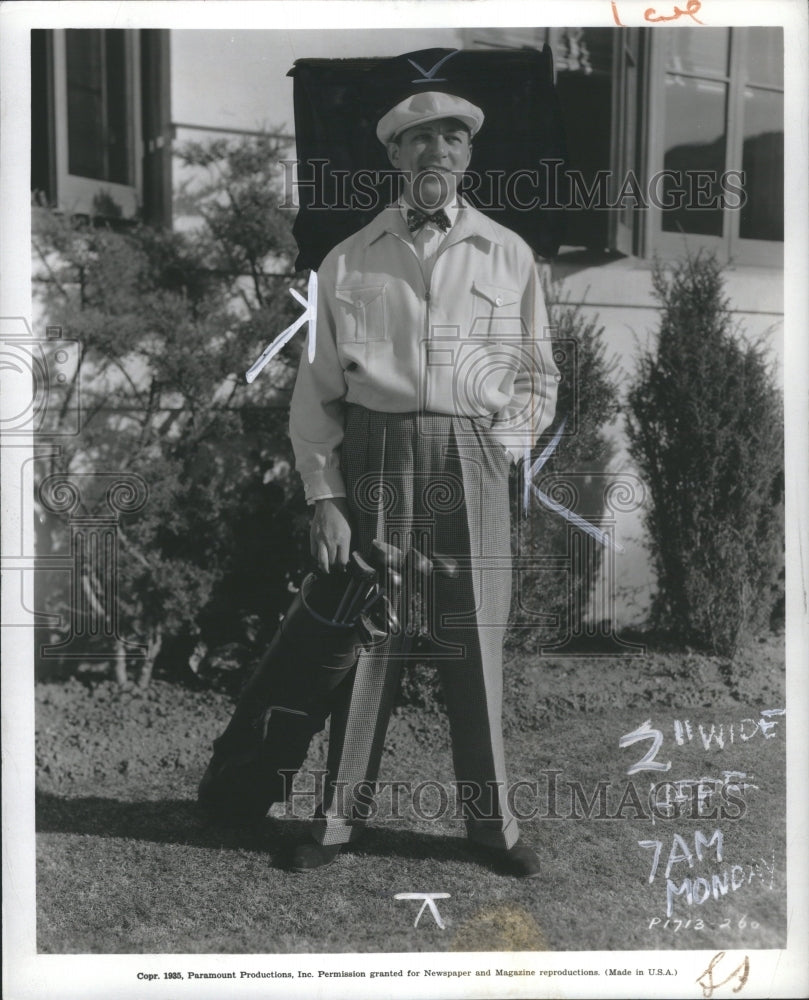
[489,434,524,466]
[302,467,347,504]
[306,491,348,506]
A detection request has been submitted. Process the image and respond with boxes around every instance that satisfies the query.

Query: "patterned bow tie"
[406,207,451,234]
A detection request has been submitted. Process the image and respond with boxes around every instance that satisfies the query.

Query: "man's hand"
[310,497,352,573]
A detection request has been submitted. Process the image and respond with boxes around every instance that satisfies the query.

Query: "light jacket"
[290,200,559,502]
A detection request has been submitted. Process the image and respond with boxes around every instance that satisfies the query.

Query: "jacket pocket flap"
[472,281,521,307]
[335,284,386,308]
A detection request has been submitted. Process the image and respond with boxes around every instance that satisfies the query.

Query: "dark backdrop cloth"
[288,46,568,271]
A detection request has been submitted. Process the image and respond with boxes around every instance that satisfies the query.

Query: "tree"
[33,133,312,686]
[626,251,783,657]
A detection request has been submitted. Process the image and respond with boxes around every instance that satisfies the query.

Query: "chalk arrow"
[520,416,624,552]
[407,51,459,82]
[394,892,451,929]
[245,271,318,383]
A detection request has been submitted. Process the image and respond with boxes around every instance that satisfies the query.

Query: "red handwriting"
[697,952,750,998]
[612,0,704,25]
[646,0,704,23]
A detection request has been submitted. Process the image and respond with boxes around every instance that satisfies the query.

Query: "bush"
[32,133,311,686]
[506,273,621,651]
[626,251,783,657]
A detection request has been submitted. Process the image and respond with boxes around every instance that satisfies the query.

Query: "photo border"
[2,2,807,998]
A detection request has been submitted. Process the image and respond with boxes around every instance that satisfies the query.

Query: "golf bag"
[197,567,385,824]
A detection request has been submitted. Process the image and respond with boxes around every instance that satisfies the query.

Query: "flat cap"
[376,91,484,145]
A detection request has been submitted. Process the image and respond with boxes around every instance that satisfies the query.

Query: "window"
[738,28,784,244]
[451,25,783,266]
[50,29,142,219]
[644,27,783,267]
[65,29,133,185]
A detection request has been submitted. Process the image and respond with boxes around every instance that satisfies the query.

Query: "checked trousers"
[314,405,519,849]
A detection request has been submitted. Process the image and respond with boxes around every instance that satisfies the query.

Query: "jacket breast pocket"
[334,284,388,343]
[470,281,524,340]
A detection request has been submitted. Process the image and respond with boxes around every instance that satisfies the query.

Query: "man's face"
[387,117,473,211]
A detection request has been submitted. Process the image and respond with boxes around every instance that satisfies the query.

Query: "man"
[289,90,559,876]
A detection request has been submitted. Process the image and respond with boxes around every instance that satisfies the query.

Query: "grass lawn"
[35,633,786,954]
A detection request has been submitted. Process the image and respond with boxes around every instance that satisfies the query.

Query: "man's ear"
[386,141,401,169]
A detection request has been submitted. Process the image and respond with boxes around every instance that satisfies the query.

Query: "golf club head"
[349,551,377,583]
[404,547,433,578]
[369,539,405,571]
[431,552,459,579]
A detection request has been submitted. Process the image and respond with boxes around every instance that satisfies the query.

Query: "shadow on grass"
[36,791,475,868]
[36,790,283,852]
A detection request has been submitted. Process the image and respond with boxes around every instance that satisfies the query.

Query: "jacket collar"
[356,198,505,250]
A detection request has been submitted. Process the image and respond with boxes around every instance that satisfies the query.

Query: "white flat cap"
[376,91,484,144]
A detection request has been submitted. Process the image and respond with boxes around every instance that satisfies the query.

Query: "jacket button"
[495,296,503,306]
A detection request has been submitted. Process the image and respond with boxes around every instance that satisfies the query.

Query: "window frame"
[609,27,647,257]
[642,27,783,268]
[51,29,143,219]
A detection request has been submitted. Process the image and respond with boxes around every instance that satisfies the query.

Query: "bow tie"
[406,207,451,234]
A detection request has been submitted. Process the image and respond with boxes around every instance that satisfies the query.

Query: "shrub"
[32,133,311,686]
[626,251,783,657]
[506,273,621,651]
